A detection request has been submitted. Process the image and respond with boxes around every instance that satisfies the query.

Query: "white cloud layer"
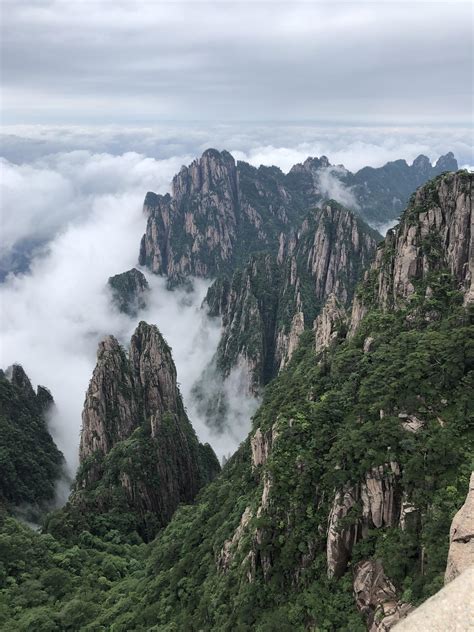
[0,150,192,256]
[0,150,258,477]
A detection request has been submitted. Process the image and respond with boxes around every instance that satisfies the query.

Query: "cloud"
[316,166,359,210]
[1,2,471,125]
[0,150,258,474]
[0,150,192,257]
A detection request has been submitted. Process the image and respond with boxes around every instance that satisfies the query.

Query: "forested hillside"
[0,170,471,631]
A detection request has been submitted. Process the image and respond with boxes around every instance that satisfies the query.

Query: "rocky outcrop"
[108,268,150,316]
[139,149,456,286]
[327,462,401,578]
[205,202,378,393]
[75,321,220,538]
[353,560,413,631]
[139,149,313,285]
[217,506,253,572]
[445,472,474,584]
[351,171,473,332]
[314,293,347,353]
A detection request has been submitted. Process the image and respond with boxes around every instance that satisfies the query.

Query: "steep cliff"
[351,170,473,333]
[0,365,64,511]
[70,322,220,540]
[107,268,150,316]
[204,202,379,393]
[138,149,456,285]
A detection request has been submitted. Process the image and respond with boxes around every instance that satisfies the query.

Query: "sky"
[1,0,473,126]
[0,1,472,478]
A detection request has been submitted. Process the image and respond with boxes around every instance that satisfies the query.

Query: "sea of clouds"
[0,124,471,483]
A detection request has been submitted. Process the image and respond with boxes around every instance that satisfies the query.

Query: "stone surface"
[353,560,413,631]
[393,568,474,631]
[327,462,401,578]
[445,471,474,584]
[76,321,220,537]
[205,201,377,393]
[351,171,473,335]
[314,293,347,353]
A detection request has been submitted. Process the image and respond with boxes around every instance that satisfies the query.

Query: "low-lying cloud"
[0,150,192,257]
[0,150,259,476]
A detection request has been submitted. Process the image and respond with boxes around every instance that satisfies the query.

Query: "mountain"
[0,365,64,514]
[107,267,150,316]
[1,170,471,632]
[138,149,457,286]
[51,322,220,541]
[341,152,459,224]
[203,202,380,395]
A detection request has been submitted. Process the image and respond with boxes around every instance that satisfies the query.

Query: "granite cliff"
[68,322,220,540]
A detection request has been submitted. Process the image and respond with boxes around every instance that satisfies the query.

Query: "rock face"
[314,293,347,353]
[327,462,401,579]
[445,472,474,584]
[76,321,220,538]
[353,560,413,631]
[205,202,379,392]
[351,171,473,332]
[0,365,64,509]
[108,268,150,316]
[139,149,313,285]
[138,149,457,285]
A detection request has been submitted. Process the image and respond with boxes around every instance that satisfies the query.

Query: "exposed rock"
[445,471,474,584]
[394,567,474,631]
[251,424,279,469]
[75,321,220,538]
[399,496,419,531]
[108,268,150,316]
[217,506,253,572]
[205,202,378,393]
[354,560,413,631]
[351,171,473,334]
[139,149,451,286]
[327,462,401,578]
[363,336,375,353]
[398,413,425,433]
[314,293,347,353]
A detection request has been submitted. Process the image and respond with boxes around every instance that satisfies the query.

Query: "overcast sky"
[1,0,472,126]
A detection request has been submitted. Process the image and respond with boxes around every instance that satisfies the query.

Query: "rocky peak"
[108,268,150,316]
[6,364,36,400]
[351,171,473,331]
[172,148,238,205]
[76,321,219,537]
[435,151,458,172]
[412,154,431,176]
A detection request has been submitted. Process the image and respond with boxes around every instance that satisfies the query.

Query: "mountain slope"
[0,170,470,632]
[204,202,380,394]
[138,149,457,285]
[0,365,64,513]
[52,322,220,541]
